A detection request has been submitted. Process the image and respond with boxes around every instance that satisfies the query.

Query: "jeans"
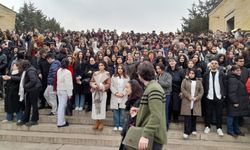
[6,111,23,121]
[113,108,125,127]
[227,116,240,134]
[75,94,85,108]
[165,95,170,129]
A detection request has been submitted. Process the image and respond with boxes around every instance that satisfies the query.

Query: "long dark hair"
[61,58,69,69]
[128,79,143,101]
[114,64,128,78]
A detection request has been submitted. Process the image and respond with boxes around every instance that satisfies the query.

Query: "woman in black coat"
[166,58,184,123]
[74,51,87,111]
[16,60,42,127]
[83,57,98,112]
[227,65,249,137]
[2,62,24,122]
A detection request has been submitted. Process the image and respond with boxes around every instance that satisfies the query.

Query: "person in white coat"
[55,58,73,127]
[110,64,130,131]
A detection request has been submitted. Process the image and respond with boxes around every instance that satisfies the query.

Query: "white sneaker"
[1,120,10,123]
[79,107,83,111]
[118,127,123,131]
[204,127,210,134]
[192,131,197,135]
[183,133,188,139]
[113,127,118,131]
[75,107,79,111]
[217,128,224,136]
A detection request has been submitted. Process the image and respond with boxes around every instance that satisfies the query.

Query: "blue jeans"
[75,94,85,108]
[227,116,240,134]
[165,95,170,129]
[113,108,125,127]
[6,111,23,121]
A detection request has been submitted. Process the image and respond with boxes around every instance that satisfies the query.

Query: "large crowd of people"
[0,28,250,148]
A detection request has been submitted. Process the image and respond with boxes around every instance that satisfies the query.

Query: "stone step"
[0,122,250,144]
[0,130,121,147]
[0,105,114,117]
[0,123,121,136]
[167,130,250,143]
[166,139,250,150]
[1,122,249,136]
[0,129,249,148]
[0,114,249,133]
[1,140,250,150]
[0,141,119,150]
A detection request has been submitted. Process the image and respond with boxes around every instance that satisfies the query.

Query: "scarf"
[207,70,221,100]
[190,80,196,109]
[18,71,26,102]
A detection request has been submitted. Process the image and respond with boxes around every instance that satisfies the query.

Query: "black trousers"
[205,99,223,129]
[152,142,163,150]
[184,110,197,135]
[22,89,40,122]
[170,92,181,122]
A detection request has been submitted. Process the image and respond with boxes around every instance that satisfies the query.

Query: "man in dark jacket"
[38,49,51,109]
[227,65,249,137]
[17,60,42,126]
[235,56,250,83]
[203,59,226,136]
[0,46,7,98]
[44,53,60,115]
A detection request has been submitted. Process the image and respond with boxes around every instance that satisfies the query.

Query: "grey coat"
[157,72,172,95]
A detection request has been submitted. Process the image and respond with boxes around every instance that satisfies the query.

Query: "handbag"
[122,126,154,150]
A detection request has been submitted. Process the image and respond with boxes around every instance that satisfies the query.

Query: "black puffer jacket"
[24,66,42,92]
[227,73,249,117]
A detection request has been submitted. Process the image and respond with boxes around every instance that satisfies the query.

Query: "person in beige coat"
[90,61,111,131]
[110,64,130,131]
[181,69,204,139]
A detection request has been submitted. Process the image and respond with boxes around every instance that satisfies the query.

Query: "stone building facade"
[209,0,250,32]
[0,4,16,31]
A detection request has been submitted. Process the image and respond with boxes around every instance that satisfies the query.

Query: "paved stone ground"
[0,141,118,150]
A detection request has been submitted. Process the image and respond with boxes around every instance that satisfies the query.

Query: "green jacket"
[136,80,167,144]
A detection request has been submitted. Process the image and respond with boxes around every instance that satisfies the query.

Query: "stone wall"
[0,4,16,31]
[209,0,250,32]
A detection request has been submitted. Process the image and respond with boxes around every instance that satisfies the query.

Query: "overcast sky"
[1,0,199,33]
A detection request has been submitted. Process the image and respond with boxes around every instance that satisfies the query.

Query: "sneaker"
[217,128,224,136]
[113,127,118,131]
[16,121,26,126]
[57,121,69,128]
[235,131,245,136]
[118,127,123,131]
[227,132,238,138]
[192,131,197,135]
[75,107,79,111]
[79,107,83,111]
[25,121,38,127]
[1,120,12,123]
[204,127,210,134]
[47,112,55,116]
[183,133,188,139]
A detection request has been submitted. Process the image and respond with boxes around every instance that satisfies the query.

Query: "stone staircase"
[0,101,250,150]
